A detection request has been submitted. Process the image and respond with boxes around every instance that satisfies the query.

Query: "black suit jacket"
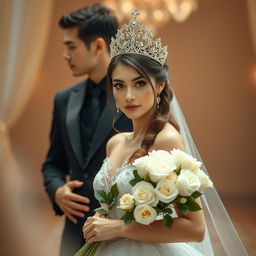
[42,79,132,255]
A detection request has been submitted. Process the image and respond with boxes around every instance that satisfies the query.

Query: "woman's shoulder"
[152,123,185,151]
[106,132,131,155]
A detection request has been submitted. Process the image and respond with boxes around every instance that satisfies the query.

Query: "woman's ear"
[157,82,165,95]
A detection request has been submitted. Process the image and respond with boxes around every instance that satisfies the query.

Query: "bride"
[82,11,248,256]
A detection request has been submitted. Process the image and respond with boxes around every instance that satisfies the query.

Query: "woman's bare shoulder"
[106,132,131,156]
[152,123,185,152]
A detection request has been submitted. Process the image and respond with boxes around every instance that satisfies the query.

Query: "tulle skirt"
[95,238,205,256]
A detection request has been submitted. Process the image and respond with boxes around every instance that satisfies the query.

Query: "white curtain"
[0,0,53,255]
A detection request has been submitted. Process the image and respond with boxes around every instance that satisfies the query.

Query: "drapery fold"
[0,1,53,255]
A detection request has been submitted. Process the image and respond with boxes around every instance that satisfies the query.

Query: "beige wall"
[9,0,256,202]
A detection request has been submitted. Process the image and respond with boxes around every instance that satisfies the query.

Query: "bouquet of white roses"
[119,149,213,227]
[74,149,213,255]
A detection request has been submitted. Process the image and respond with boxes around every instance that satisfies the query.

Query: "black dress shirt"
[79,77,107,164]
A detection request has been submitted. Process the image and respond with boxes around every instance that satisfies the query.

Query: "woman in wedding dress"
[83,53,206,255]
[81,10,208,254]
[82,11,248,256]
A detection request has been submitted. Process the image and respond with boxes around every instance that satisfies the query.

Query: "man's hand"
[55,180,90,224]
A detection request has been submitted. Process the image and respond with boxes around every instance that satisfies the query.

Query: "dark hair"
[106,54,180,163]
[59,4,118,52]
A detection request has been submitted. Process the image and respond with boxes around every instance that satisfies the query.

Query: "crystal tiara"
[110,10,168,66]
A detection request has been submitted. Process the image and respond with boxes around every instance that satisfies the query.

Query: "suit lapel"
[84,94,122,169]
[66,82,87,168]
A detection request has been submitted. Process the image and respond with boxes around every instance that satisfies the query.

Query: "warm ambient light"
[103,0,198,30]
[153,9,164,21]
[252,67,256,83]
[121,0,134,15]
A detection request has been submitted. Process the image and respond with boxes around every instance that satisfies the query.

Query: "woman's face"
[112,63,156,120]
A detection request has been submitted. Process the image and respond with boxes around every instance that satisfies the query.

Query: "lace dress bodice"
[93,157,136,219]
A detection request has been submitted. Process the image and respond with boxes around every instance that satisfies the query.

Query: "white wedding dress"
[93,157,205,256]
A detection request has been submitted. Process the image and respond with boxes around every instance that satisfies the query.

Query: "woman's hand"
[83,216,124,243]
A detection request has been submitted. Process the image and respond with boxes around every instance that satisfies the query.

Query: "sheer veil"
[170,92,248,256]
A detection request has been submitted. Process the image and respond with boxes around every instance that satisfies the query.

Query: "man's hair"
[59,4,118,52]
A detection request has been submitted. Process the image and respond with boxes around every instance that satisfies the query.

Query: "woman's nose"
[125,88,135,101]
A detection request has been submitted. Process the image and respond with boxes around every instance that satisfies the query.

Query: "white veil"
[170,93,248,256]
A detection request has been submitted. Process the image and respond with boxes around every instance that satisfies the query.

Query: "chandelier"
[103,0,198,29]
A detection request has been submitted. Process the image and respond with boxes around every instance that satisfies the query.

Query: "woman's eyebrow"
[112,76,144,82]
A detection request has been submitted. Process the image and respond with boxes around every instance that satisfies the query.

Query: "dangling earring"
[116,104,119,113]
[156,95,161,109]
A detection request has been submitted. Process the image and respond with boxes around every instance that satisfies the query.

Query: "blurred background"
[0,0,255,255]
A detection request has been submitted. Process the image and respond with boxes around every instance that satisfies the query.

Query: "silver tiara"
[110,10,168,66]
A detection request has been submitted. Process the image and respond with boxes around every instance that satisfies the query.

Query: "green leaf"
[187,200,201,212]
[103,184,119,206]
[191,191,202,199]
[124,216,133,225]
[164,214,174,228]
[177,203,190,214]
[175,165,182,176]
[156,208,162,214]
[94,190,108,203]
[124,214,133,225]
[94,207,108,216]
[129,178,138,186]
[107,191,113,202]
[129,177,143,186]
[163,207,173,215]
[110,183,119,198]
[156,201,169,211]
[109,199,116,209]
[129,170,144,186]
[121,211,134,225]
[133,170,140,179]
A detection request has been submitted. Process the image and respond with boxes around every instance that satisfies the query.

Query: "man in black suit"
[42,4,132,256]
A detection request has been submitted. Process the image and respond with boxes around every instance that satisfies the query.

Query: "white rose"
[119,193,135,210]
[176,169,201,196]
[195,169,213,192]
[134,204,157,225]
[146,150,177,182]
[155,179,179,203]
[132,181,159,207]
[165,172,178,184]
[171,149,201,172]
[132,155,150,178]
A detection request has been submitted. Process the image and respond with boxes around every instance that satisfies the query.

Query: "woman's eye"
[135,80,146,87]
[113,83,123,89]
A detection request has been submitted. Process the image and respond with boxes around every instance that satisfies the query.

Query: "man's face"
[63,26,96,77]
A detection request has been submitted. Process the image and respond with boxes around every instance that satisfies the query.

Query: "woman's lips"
[125,105,140,111]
